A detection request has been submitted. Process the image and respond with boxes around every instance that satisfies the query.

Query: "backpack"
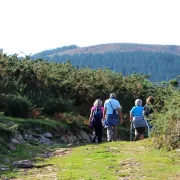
[93,106,103,121]
[110,100,116,115]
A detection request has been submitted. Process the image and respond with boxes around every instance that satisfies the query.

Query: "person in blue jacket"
[130,99,146,141]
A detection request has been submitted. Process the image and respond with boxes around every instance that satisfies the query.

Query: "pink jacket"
[91,106,104,112]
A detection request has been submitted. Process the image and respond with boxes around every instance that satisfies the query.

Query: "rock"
[32,133,41,138]
[10,138,20,144]
[43,132,53,138]
[60,135,68,143]
[13,133,26,144]
[0,164,9,171]
[67,143,74,147]
[40,135,52,145]
[34,127,42,133]
[4,159,10,163]
[7,143,16,150]
[54,148,72,157]
[24,134,33,141]
[78,130,91,143]
[12,160,33,168]
[36,153,53,158]
[66,133,75,143]
[73,136,78,143]
[74,142,80,146]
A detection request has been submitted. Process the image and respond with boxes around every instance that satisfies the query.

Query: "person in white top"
[103,93,123,142]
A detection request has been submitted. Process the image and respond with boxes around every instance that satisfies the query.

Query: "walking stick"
[130,121,133,141]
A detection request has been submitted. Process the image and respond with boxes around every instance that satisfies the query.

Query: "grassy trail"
[46,139,180,180]
[2,139,179,180]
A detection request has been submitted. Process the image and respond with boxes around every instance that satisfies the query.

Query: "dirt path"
[10,148,72,180]
[7,141,180,180]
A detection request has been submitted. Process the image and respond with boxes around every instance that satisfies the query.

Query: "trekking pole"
[130,121,133,141]
[147,120,150,138]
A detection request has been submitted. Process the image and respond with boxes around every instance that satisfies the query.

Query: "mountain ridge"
[46,43,180,57]
[31,43,180,82]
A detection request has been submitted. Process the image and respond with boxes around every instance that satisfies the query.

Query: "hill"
[32,43,180,57]
[31,43,180,82]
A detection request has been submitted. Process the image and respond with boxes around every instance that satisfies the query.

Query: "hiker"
[143,96,155,136]
[143,96,154,118]
[89,99,104,143]
[103,93,123,142]
[130,99,146,141]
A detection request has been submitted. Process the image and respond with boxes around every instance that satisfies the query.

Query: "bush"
[5,95,32,118]
[43,96,73,116]
[0,137,9,153]
[151,91,180,150]
[0,94,7,110]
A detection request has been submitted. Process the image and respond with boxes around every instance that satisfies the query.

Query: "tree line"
[31,47,180,82]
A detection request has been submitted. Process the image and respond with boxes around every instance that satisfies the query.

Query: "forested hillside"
[31,43,180,82]
[0,51,179,150]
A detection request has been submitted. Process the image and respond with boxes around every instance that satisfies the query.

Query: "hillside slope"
[31,43,180,82]
[33,43,180,57]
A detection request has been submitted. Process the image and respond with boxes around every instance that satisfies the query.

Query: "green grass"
[0,115,69,131]
[0,143,51,178]
[0,139,179,179]
[47,139,180,180]
[0,114,72,179]
[0,114,179,179]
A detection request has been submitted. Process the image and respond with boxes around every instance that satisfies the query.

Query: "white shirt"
[104,98,121,115]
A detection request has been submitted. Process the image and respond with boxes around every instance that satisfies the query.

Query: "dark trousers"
[92,123,102,143]
[134,127,145,141]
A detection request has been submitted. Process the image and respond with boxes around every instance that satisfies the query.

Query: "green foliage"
[0,115,69,133]
[169,79,179,87]
[0,94,7,110]
[32,47,180,82]
[31,45,77,60]
[5,94,32,118]
[0,52,180,149]
[0,137,9,153]
[42,96,73,116]
[0,52,165,115]
[0,121,18,132]
[151,91,180,150]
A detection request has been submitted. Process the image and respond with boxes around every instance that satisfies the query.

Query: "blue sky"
[0,0,180,55]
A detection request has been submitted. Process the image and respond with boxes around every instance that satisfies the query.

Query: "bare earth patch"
[10,148,72,180]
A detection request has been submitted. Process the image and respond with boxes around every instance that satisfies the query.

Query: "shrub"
[5,95,32,118]
[151,91,180,150]
[42,96,73,116]
[0,94,7,110]
[0,137,9,152]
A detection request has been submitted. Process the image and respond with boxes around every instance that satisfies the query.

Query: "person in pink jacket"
[89,99,104,143]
